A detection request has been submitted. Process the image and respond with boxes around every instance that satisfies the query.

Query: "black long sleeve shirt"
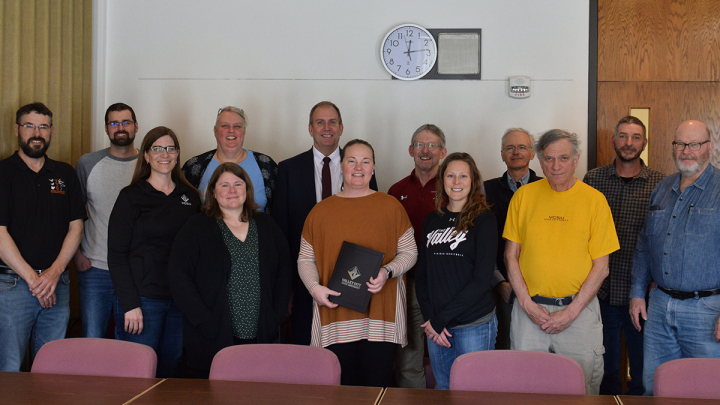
[108,179,200,312]
[415,208,497,333]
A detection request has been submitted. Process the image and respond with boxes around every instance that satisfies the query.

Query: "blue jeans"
[643,286,720,396]
[114,295,183,378]
[0,270,70,371]
[427,315,497,390]
[599,299,644,395]
[77,267,115,338]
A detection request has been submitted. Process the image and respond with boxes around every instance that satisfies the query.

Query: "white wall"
[95,0,589,191]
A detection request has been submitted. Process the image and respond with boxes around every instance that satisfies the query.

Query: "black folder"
[327,241,386,313]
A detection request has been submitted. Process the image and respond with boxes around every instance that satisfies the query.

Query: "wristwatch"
[383,267,393,279]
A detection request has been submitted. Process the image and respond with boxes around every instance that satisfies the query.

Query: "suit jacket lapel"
[301,148,317,205]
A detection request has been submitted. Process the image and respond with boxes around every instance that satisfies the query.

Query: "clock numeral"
[396,33,403,39]
[397,65,402,72]
[424,59,428,65]
[406,69,411,75]
[426,49,431,56]
[424,39,429,46]
[406,29,414,37]
[389,58,394,66]
[391,40,399,47]
[416,66,421,73]
[386,48,391,55]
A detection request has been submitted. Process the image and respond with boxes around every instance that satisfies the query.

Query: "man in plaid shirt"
[583,116,665,395]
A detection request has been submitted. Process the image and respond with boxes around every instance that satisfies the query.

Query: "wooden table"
[128,378,383,405]
[379,387,620,405]
[618,396,720,404]
[0,371,162,405]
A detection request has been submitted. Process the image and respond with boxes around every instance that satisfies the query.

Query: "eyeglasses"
[107,120,135,128]
[672,140,710,151]
[20,123,51,131]
[503,145,530,153]
[412,142,442,151]
[149,146,178,154]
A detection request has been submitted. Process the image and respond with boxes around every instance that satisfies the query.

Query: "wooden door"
[596,0,720,175]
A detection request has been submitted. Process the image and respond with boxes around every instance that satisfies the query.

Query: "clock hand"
[404,39,413,61]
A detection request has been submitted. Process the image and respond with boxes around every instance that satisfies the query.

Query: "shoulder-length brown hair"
[435,152,491,233]
[131,126,197,194]
[203,162,259,222]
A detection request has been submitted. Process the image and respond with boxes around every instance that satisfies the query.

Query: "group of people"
[0,100,718,397]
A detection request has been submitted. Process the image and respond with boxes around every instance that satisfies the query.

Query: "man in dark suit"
[272,101,377,345]
[483,128,542,350]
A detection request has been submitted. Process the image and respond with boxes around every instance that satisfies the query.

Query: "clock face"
[381,24,437,80]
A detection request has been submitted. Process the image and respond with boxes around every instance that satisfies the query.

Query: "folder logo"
[348,266,361,280]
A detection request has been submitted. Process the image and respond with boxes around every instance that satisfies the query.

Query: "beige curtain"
[0,0,92,165]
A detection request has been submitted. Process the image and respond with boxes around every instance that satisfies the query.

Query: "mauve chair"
[31,337,157,378]
[654,358,720,399]
[449,350,586,394]
[209,344,341,385]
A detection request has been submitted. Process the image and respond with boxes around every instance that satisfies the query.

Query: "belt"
[0,266,43,276]
[531,295,574,306]
[657,286,720,300]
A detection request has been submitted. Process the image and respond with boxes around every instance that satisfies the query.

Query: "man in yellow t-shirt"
[503,129,619,395]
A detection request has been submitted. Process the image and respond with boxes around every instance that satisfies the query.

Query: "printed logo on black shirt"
[426,227,468,251]
[49,179,66,194]
[180,194,192,206]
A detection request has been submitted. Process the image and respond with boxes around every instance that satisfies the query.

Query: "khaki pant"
[510,296,605,395]
[394,278,427,388]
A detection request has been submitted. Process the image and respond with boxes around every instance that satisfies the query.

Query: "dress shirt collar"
[312,145,341,166]
[506,170,531,192]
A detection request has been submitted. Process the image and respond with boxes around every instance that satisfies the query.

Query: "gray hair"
[411,124,446,148]
[501,128,534,150]
[216,106,247,126]
[535,129,581,159]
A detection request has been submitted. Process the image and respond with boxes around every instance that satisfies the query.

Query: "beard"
[614,145,643,163]
[674,150,709,176]
[19,136,50,158]
[110,130,135,147]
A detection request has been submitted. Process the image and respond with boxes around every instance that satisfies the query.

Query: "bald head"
[675,120,711,142]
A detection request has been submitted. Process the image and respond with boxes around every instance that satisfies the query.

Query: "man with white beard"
[630,120,720,395]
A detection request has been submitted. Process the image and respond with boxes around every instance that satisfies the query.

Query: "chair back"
[449,350,585,394]
[654,358,720,398]
[31,338,157,378]
[209,344,341,385]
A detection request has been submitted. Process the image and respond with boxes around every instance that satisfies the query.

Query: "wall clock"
[380,24,437,80]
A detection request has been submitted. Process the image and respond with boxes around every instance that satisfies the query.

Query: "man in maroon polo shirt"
[389,124,447,388]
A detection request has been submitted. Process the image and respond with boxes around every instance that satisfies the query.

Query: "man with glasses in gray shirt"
[73,103,139,338]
